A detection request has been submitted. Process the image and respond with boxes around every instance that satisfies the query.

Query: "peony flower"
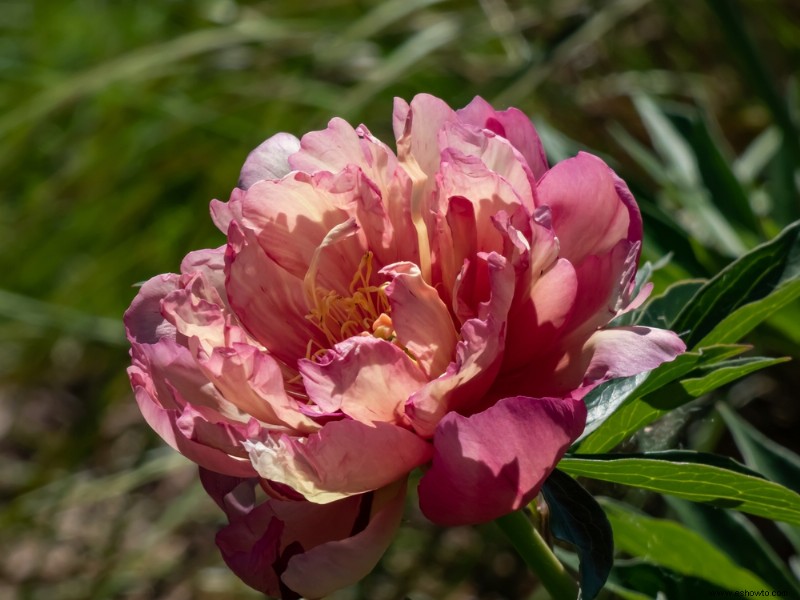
[125,94,685,598]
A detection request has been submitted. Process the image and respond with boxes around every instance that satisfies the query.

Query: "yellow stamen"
[304,250,393,359]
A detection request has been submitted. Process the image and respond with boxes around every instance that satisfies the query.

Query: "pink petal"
[579,326,687,388]
[238,132,301,189]
[418,395,586,526]
[438,149,527,256]
[298,336,427,425]
[393,93,457,177]
[438,120,536,208]
[207,473,405,599]
[406,252,515,437]
[381,262,458,378]
[457,95,549,179]
[128,348,257,477]
[225,221,322,366]
[536,152,633,265]
[210,187,245,234]
[282,480,407,599]
[245,419,432,503]
[240,173,365,291]
[503,257,578,372]
[289,118,399,193]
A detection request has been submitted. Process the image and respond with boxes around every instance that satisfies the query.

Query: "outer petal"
[418,395,586,526]
[238,132,301,189]
[125,275,258,476]
[282,479,407,599]
[204,470,406,600]
[298,336,427,425]
[579,326,687,388]
[536,152,632,265]
[381,262,458,378]
[245,419,432,503]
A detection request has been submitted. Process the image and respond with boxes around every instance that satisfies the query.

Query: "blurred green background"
[1,1,799,598]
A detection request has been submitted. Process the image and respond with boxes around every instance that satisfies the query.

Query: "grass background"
[1,1,798,598]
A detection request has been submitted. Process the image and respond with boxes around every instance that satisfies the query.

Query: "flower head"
[125,94,685,598]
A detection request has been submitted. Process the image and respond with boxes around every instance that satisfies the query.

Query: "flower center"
[304,251,393,358]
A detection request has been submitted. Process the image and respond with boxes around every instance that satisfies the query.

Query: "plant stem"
[496,510,578,600]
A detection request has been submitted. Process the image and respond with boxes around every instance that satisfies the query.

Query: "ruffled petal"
[457,95,549,179]
[418,395,586,526]
[405,252,515,437]
[393,93,457,177]
[225,221,322,366]
[298,336,427,425]
[536,152,632,265]
[438,120,536,209]
[239,132,301,189]
[245,419,432,503]
[381,262,458,378]
[240,172,364,290]
[438,149,527,256]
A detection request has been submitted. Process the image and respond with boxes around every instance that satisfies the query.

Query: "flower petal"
[245,419,432,503]
[238,132,301,190]
[405,252,515,437]
[418,395,586,525]
[536,152,633,265]
[282,480,407,599]
[298,336,427,425]
[206,472,405,600]
[438,120,536,208]
[457,95,549,179]
[225,221,322,366]
[580,326,687,388]
[240,172,364,290]
[381,262,458,378]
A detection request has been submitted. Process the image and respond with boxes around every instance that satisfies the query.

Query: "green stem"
[496,510,578,600]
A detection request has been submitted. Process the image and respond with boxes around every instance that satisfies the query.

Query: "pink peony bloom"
[125,94,685,598]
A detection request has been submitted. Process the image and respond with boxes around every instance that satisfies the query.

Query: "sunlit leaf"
[602,498,770,591]
[559,453,800,525]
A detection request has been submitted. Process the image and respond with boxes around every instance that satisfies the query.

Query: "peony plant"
[124,94,686,599]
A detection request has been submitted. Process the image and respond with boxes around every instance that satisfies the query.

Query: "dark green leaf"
[634,279,705,330]
[672,220,800,347]
[541,470,613,600]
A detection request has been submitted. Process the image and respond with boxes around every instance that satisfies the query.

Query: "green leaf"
[718,402,800,552]
[634,279,705,330]
[559,453,800,525]
[718,403,800,494]
[577,345,747,451]
[610,562,734,599]
[667,497,800,596]
[672,220,800,348]
[697,281,800,347]
[681,356,789,397]
[541,470,613,600]
[601,498,770,591]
